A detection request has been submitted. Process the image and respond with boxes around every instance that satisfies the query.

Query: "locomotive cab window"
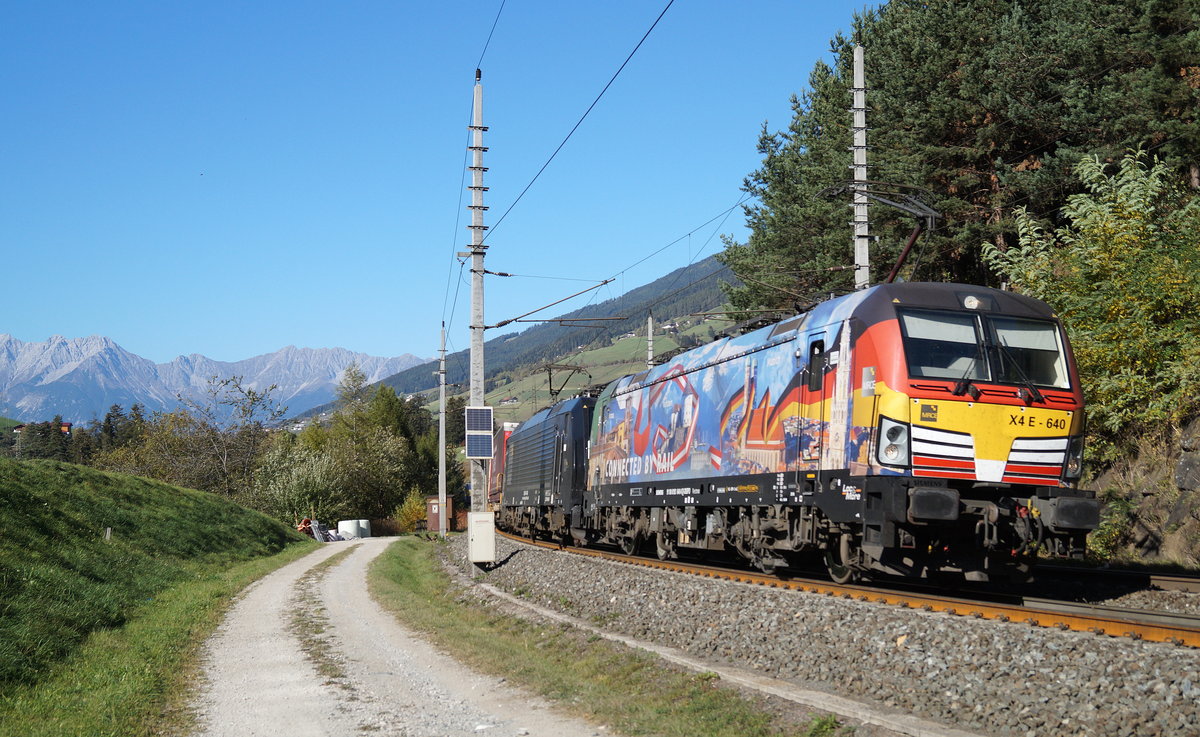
[987,316,1070,389]
[806,340,825,392]
[898,309,1071,389]
[898,310,987,381]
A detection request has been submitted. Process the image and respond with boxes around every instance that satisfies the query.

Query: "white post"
[437,324,447,538]
[851,45,870,290]
[646,315,654,368]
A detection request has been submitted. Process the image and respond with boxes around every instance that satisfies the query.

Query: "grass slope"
[0,458,312,735]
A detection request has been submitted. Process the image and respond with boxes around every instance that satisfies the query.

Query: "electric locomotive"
[497,282,1100,582]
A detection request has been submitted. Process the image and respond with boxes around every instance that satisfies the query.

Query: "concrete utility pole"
[468,69,488,514]
[851,45,871,290]
[437,324,447,538]
[646,315,655,369]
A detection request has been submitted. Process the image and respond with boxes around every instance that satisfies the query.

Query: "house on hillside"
[11,421,72,436]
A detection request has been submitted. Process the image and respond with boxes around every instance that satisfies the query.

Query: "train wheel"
[655,532,676,560]
[755,555,779,575]
[825,532,859,584]
[619,534,639,556]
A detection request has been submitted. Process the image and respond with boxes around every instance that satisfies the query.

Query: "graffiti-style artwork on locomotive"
[590,321,822,484]
[499,283,1100,583]
[590,291,883,495]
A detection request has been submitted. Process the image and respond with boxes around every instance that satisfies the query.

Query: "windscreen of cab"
[897,308,1070,389]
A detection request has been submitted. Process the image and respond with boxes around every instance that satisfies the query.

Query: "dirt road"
[190,538,603,737]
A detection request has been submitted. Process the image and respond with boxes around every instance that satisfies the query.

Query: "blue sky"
[2,1,873,364]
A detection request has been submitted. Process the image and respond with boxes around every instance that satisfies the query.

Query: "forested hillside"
[720,0,1197,310]
[719,0,1200,563]
[378,256,733,397]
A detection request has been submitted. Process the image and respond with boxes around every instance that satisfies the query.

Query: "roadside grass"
[0,458,314,737]
[369,538,851,737]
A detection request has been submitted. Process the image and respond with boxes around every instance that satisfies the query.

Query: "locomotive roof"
[854,282,1058,321]
[562,283,1060,418]
[509,394,594,438]
[749,283,1058,341]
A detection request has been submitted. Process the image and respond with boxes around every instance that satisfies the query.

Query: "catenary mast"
[467,69,488,514]
[851,45,870,290]
[437,324,447,537]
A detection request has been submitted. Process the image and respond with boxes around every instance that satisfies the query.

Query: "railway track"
[1038,563,1200,593]
[496,530,1200,648]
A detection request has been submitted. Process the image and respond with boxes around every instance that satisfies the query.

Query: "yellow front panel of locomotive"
[908,399,1076,461]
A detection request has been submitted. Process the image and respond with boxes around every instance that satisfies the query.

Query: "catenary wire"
[482,0,675,240]
[564,192,748,318]
[476,0,507,69]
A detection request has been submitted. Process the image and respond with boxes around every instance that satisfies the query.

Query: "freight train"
[495,282,1100,583]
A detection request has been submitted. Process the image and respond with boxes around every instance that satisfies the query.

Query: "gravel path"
[188,533,1200,737]
[190,538,604,737]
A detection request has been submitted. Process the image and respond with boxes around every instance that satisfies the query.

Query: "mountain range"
[0,334,427,423]
[2,257,733,424]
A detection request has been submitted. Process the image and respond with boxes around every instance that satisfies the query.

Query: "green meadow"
[0,458,313,737]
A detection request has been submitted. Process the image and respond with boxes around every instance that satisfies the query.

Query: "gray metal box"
[468,512,496,564]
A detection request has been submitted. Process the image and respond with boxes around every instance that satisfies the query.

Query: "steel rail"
[1038,564,1200,594]
[496,530,1200,648]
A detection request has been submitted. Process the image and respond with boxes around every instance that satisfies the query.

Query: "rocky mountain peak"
[0,335,428,423]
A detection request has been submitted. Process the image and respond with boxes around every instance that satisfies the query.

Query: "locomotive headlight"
[877,417,910,467]
[1064,435,1085,480]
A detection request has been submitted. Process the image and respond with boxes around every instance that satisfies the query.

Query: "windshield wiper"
[952,341,985,400]
[995,338,1046,405]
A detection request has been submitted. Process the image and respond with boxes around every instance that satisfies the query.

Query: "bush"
[1088,490,1137,560]
[393,489,426,533]
[984,151,1200,464]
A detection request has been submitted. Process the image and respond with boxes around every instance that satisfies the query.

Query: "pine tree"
[722,0,1200,309]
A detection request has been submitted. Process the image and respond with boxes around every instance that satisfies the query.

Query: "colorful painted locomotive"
[498,282,1099,582]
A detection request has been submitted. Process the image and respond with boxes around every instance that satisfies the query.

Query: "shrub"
[984,151,1200,464]
[393,489,427,533]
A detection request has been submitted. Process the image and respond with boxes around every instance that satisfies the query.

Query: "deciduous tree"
[984,151,1200,460]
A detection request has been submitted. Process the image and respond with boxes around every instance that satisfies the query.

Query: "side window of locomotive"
[807,340,825,392]
[987,316,1070,389]
[898,310,987,380]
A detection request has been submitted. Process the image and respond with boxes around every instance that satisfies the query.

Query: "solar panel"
[465,432,493,459]
[465,406,493,433]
